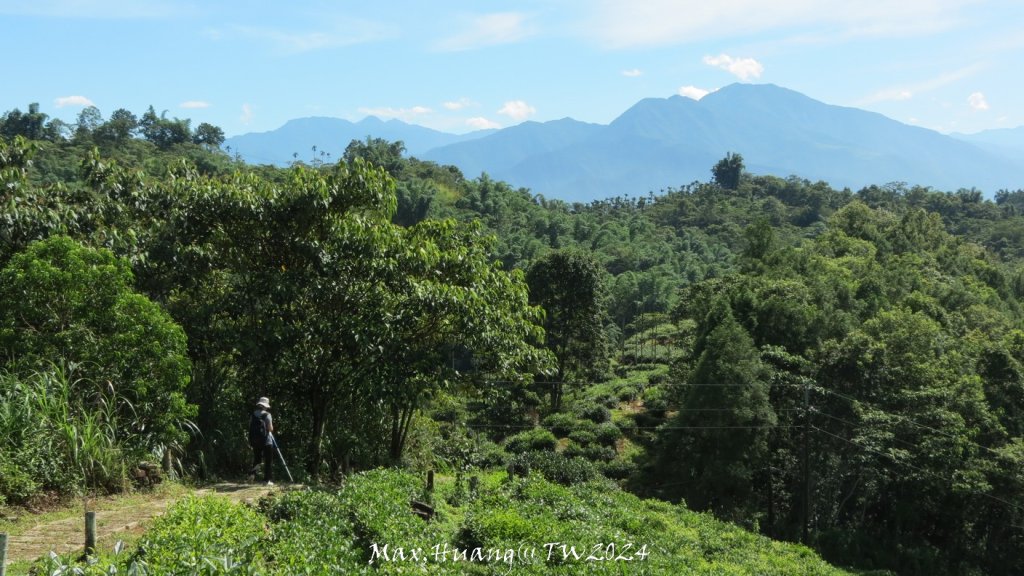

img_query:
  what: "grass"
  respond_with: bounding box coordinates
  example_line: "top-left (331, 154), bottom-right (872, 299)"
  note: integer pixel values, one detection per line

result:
top-left (0, 481), bottom-right (190, 576)
top-left (0, 481), bottom-right (189, 537)
top-left (34, 469), bottom-right (853, 575)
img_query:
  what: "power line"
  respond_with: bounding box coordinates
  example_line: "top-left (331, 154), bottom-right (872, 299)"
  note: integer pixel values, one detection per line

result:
top-left (812, 409), bottom-right (928, 455)
top-left (812, 425), bottom-right (1024, 516)
top-left (810, 385), bottom-right (1006, 458)
top-left (462, 423), bottom-right (801, 431)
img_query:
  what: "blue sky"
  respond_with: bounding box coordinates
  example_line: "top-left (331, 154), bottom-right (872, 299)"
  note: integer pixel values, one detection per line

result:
top-left (2, 0), bottom-right (1022, 137)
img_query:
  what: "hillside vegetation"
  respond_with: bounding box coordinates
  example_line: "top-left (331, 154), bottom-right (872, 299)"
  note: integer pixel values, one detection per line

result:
top-left (1, 105), bottom-right (1023, 575)
top-left (40, 469), bottom-right (852, 575)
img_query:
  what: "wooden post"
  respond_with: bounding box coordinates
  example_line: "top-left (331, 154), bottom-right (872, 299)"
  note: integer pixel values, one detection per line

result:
top-left (1, 532), bottom-right (8, 576)
top-left (469, 475), bottom-right (479, 494)
top-left (85, 511), bottom-right (97, 556)
top-left (426, 470), bottom-right (435, 492)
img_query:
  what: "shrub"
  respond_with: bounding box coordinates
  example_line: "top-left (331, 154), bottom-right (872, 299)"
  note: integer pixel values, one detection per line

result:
top-left (567, 429), bottom-right (597, 446)
top-left (565, 442), bottom-right (617, 463)
top-left (510, 451), bottom-right (599, 485)
top-left (541, 412), bottom-right (578, 437)
top-left (133, 496), bottom-right (265, 572)
top-left (647, 365), bottom-right (670, 386)
top-left (594, 422), bottom-right (623, 446)
top-left (612, 380), bottom-right (643, 402)
top-left (458, 508), bottom-right (535, 549)
top-left (643, 385), bottom-right (669, 415)
top-left (0, 454), bottom-right (39, 505)
top-left (578, 403), bottom-right (611, 424)
top-left (595, 393), bottom-right (619, 409)
top-left (472, 439), bottom-right (508, 469)
top-left (503, 428), bottom-right (558, 454)
top-left (602, 457), bottom-right (639, 480)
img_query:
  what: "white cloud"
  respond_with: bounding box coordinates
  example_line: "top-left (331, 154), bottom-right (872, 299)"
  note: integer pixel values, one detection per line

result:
top-left (865, 88), bottom-right (915, 103)
top-left (703, 54), bottom-right (764, 80)
top-left (357, 106), bottom-right (433, 122)
top-left (180, 101), bottom-right (211, 109)
top-left (858, 63), bottom-right (985, 105)
top-left (443, 98), bottom-right (478, 111)
top-left (967, 91), bottom-right (989, 111)
top-left (467, 117), bottom-right (502, 130)
top-left (582, 0), bottom-right (975, 48)
top-left (497, 100), bottom-right (536, 121)
top-left (621, 69), bottom-right (643, 77)
top-left (240, 103), bottom-right (253, 125)
top-left (54, 95), bottom-right (94, 108)
top-left (436, 12), bottom-right (535, 51)
top-left (678, 85), bottom-right (711, 100)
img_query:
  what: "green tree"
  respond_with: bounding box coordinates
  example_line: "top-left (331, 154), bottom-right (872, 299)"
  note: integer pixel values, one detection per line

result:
top-left (712, 152), bottom-right (744, 190)
top-left (74, 106), bottom-right (104, 142)
top-left (526, 250), bottom-right (608, 411)
top-left (658, 298), bottom-right (776, 523)
top-left (377, 219), bottom-right (549, 461)
top-left (192, 122), bottom-right (225, 148)
top-left (0, 103), bottom-right (49, 140)
top-left (343, 137), bottom-right (406, 176)
top-left (94, 108), bottom-right (138, 145)
top-left (0, 236), bottom-right (195, 449)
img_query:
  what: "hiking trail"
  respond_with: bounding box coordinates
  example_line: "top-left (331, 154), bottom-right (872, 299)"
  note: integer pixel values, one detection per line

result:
top-left (3, 482), bottom-right (276, 570)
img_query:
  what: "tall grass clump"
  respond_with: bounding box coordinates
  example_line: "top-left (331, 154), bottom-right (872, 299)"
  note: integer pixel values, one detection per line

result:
top-left (0, 364), bottom-right (141, 503)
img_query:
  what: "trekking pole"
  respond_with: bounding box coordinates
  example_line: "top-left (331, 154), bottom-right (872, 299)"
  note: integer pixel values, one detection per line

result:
top-left (269, 433), bottom-right (294, 483)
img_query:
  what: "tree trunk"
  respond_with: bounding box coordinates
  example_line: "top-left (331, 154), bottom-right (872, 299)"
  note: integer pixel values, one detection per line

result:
top-left (390, 400), bottom-right (416, 463)
top-left (307, 399), bottom-right (327, 478)
top-left (390, 402), bottom-right (402, 463)
top-left (550, 360), bottom-right (566, 412)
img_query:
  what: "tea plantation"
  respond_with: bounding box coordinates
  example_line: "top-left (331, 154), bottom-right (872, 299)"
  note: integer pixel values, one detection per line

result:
top-left (40, 469), bottom-right (853, 575)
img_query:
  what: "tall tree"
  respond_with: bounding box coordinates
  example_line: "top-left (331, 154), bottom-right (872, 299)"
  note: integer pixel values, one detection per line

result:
top-left (343, 137), bottom-right (406, 176)
top-left (658, 298), bottom-right (776, 522)
top-left (526, 250), bottom-right (607, 411)
top-left (712, 152), bottom-right (744, 190)
top-left (192, 122), bottom-right (225, 148)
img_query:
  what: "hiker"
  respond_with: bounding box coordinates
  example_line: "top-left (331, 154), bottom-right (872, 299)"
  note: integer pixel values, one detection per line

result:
top-left (248, 396), bottom-right (275, 485)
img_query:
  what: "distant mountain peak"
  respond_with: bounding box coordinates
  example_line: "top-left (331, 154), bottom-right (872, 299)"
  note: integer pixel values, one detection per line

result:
top-left (228, 83), bottom-right (1024, 200)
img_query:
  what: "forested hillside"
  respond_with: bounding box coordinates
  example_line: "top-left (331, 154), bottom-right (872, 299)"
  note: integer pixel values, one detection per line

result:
top-left (1, 105), bottom-right (1022, 575)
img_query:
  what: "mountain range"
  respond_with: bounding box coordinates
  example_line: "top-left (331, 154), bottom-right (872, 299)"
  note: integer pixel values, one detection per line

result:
top-left (225, 84), bottom-right (1024, 202)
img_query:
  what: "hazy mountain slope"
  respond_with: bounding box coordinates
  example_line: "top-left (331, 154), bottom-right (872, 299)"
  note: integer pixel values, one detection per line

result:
top-left (953, 126), bottom-right (1024, 161)
top-left (421, 117), bottom-right (604, 178)
top-left (224, 116), bottom-right (490, 165)
top-left (225, 84), bottom-right (1024, 200)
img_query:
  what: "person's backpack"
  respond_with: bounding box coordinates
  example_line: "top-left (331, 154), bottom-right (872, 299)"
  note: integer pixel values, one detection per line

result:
top-left (248, 411), bottom-right (268, 447)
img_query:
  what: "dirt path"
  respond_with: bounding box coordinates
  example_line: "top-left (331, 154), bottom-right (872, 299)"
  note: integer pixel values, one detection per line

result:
top-left (3, 482), bottom-right (276, 569)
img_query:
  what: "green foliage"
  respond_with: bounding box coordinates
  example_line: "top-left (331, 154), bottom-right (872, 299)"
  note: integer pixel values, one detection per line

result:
top-left (7, 114), bottom-right (1024, 576)
top-left (594, 422), bottom-right (623, 447)
top-left (0, 363), bottom-right (165, 500)
top-left (577, 403), bottom-right (612, 424)
top-left (541, 413), bottom-right (579, 437)
top-left (657, 300), bottom-right (776, 523)
top-left (134, 496), bottom-right (266, 572)
top-left (510, 451), bottom-right (601, 485)
top-left (712, 152), bottom-right (744, 190)
top-left (504, 428), bottom-right (558, 454)
top-left (29, 443), bottom-right (851, 575)
top-left (0, 236), bottom-right (194, 451)
top-left (527, 250), bottom-right (609, 410)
